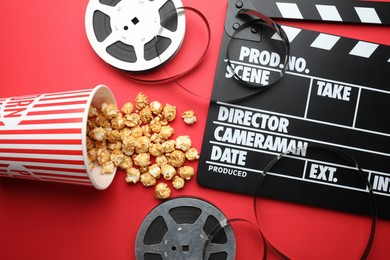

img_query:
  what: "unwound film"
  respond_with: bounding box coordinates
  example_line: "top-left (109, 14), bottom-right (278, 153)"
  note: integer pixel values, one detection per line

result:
top-left (253, 145), bottom-right (377, 259)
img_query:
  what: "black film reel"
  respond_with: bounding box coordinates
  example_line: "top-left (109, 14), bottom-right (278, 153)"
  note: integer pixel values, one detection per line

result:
top-left (135, 197), bottom-right (236, 260)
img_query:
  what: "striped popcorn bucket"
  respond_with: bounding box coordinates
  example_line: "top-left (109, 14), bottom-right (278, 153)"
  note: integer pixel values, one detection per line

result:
top-left (0, 85), bottom-right (117, 190)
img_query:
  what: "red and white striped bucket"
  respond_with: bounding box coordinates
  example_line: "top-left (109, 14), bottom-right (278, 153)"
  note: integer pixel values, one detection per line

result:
top-left (0, 85), bottom-right (117, 190)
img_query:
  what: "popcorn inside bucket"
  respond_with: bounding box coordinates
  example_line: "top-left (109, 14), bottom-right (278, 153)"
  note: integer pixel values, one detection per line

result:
top-left (83, 85), bottom-right (117, 189)
top-left (0, 85), bottom-right (116, 190)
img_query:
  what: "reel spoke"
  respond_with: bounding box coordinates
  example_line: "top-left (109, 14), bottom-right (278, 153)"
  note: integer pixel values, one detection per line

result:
top-left (158, 27), bottom-right (175, 41)
top-left (89, 0), bottom-right (116, 17)
top-left (133, 42), bottom-right (146, 63)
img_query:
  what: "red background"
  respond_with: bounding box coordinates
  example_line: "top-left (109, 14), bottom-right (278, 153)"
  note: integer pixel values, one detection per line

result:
top-left (1, 0), bottom-right (390, 259)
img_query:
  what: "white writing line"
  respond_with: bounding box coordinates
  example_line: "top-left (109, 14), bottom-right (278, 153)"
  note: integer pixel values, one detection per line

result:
top-left (206, 161), bottom-right (387, 196)
top-left (213, 120), bottom-right (390, 158)
top-left (227, 60), bottom-right (390, 95)
top-left (217, 102), bottom-right (390, 138)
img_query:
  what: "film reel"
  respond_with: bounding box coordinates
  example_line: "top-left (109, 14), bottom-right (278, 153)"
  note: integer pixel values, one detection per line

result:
top-left (135, 197), bottom-right (236, 260)
top-left (85, 0), bottom-right (186, 72)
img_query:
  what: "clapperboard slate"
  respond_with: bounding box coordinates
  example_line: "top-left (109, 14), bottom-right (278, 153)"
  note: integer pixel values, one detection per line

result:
top-left (197, 0), bottom-right (390, 219)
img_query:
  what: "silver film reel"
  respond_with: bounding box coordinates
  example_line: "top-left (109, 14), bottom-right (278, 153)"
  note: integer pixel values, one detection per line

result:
top-left (85, 0), bottom-right (186, 72)
top-left (135, 197), bottom-right (236, 260)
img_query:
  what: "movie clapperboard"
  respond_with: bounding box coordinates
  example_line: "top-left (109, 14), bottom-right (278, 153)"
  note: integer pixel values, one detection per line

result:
top-left (197, 0), bottom-right (390, 219)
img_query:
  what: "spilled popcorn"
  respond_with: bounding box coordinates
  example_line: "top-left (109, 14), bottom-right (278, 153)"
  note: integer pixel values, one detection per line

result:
top-left (86, 92), bottom-right (199, 199)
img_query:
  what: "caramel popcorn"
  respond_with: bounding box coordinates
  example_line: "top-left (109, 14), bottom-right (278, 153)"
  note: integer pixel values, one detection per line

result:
top-left (148, 164), bottom-right (161, 179)
top-left (135, 92), bottom-right (149, 110)
top-left (159, 125), bottom-right (174, 139)
top-left (140, 172), bottom-right (156, 187)
top-left (135, 136), bottom-right (150, 154)
top-left (175, 135), bottom-right (192, 152)
top-left (151, 133), bottom-right (165, 144)
top-left (161, 140), bottom-right (175, 153)
top-left (167, 150), bottom-right (185, 168)
top-left (139, 107), bottom-right (153, 124)
top-left (111, 114), bottom-right (125, 130)
top-left (120, 128), bottom-right (132, 141)
top-left (139, 166), bottom-right (148, 174)
top-left (88, 158), bottom-right (95, 171)
top-left (95, 114), bottom-right (110, 128)
top-left (86, 92), bottom-right (200, 199)
top-left (102, 103), bottom-right (119, 119)
top-left (86, 136), bottom-right (94, 150)
top-left (125, 167), bottom-right (140, 183)
top-left (162, 103), bottom-right (176, 121)
top-left (125, 113), bottom-right (141, 128)
top-left (182, 110), bottom-right (197, 125)
top-left (161, 164), bottom-right (176, 180)
top-left (121, 102), bottom-right (134, 115)
top-left (150, 101), bottom-right (163, 115)
top-left (133, 152), bottom-right (151, 167)
top-left (107, 129), bottom-right (121, 143)
top-left (88, 105), bottom-right (99, 117)
top-left (155, 155), bottom-right (168, 167)
top-left (185, 147), bottom-right (200, 161)
top-left (97, 148), bottom-right (111, 165)
top-left (87, 119), bottom-right (97, 130)
top-left (131, 125), bottom-right (143, 139)
top-left (122, 136), bottom-right (136, 156)
top-left (111, 149), bottom-right (124, 167)
top-left (172, 175), bottom-right (185, 190)
top-left (149, 116), bottom-right (162, 133)
top-left (94, 140), bottom-right (106, 150)
top-left (90, 127), bottom-right (106, 141)
top-left (178, 166), bottom-right (195, 180)
top-left (120, 155), bottom-right (133, 170)
top-left (149, 143), bottom-right (163, 157)
top-left (101, 161), bottom-right (115, 174)
top-left (141, 125), bottom-right (151, 137)
top-left (154, 182), bottom-right (171, 200)
top-left (88, 147), bottom-right (98, 161)
top-left (108, 141), bottom-right (121, 151)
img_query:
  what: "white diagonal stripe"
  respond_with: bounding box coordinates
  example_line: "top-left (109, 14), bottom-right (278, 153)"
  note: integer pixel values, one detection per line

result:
top-left (315, 5), bottom-right (342, 21)
top-left (355, 7), bottom-right (381, 24)
top-left (349, 41), bottom-right (379, 58)
top-left (310, 33), bottom-right (340, 50)
top-left (271, 26), bottom-right (301, 42)
top-left (276, 2), bottom-right (303, 19)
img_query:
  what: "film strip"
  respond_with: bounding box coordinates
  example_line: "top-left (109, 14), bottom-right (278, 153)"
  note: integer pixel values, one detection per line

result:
top-left (254, 145), bottom-right (377, 259)
top-left (247, 0), bottom-right (390, 25)
top-left (197, 0), bottom-right (390, 220)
